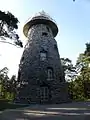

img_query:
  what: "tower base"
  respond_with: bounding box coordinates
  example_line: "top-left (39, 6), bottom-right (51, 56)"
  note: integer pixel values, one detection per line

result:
top-left (15, 82), bottom-right (70, 104)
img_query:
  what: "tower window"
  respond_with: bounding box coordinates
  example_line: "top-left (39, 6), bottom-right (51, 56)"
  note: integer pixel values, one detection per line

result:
top-left (21, 57), bottom-right (24, 61)
top-left (47, 67), bottom-right (53, 80)
top-left (40, 52), bottom-right (47, 61)
top-left (42, 32), bottom-right (48, 36)
top-left (18, 71), bottom-right (21, 81)
top-left (21, 56), bottom-right (24, 64)
top-left (46, 26), bottom-right (50, 32)
top-left (54, 44), bottom-right (58, 51)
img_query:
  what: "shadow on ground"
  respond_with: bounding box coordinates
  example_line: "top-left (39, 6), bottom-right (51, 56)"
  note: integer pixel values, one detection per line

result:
top-left (0, 102), bottom-right (90, 120)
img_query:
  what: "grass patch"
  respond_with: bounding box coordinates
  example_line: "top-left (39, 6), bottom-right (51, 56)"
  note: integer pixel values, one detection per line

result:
top-left (0, 99), bottom-right (29, 111)
top-left (85, 99), bottom-right (90, 101)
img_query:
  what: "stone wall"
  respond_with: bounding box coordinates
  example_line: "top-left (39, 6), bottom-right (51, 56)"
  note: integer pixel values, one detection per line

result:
top-left (16, 23), bottom-right (69, 104)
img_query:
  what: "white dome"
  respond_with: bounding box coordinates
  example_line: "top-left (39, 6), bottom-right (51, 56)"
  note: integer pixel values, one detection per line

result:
top-left (26, 11), bottom-right (56, 25)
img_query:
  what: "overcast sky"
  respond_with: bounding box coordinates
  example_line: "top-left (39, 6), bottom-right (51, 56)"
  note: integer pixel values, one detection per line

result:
top-left (0, 0), bottom-right (90, 77)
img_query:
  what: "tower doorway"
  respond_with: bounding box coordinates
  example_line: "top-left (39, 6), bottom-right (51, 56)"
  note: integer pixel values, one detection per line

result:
top-left (39, 86), bottom-right (50, 103)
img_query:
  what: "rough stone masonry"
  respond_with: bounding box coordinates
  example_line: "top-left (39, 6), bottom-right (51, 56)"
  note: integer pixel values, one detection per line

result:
top-left (16, 11), bottom-right (69, 104)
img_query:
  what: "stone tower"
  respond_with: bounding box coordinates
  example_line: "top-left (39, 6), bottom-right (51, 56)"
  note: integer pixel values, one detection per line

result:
top-left (16, 11), bottom-right (69, 104)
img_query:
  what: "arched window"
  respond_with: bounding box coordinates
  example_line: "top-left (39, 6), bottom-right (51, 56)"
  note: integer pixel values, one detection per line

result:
top-left (47, 67), bottom-right (53, 80)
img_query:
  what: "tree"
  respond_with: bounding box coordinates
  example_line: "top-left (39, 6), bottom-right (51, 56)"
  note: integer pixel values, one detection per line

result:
top-left (6, 75), bottom-right (17, 99)
top-left (61, 58), bottom-right (77, 82)
top-left (76, 43), bottom-right (90, 70)
top-left (61, 57), bottom-right (79, 100)
top-left (0, 67), bottom-right (18, 100)
top-left (0, 67), bottom-right (9, 99)
top-left (0, 10), bottom-right (23, 47)
top-left (68, 43), bottom-right (90, 101)
top-left (84, 42), bottom-right (90, 56)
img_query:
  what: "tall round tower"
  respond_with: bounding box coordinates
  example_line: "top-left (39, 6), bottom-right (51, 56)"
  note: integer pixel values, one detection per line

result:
top-left (17, 11), bottom-right (69, 104)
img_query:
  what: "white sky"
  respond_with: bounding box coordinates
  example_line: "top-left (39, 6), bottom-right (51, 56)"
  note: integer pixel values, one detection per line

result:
top-left (0, 0), bottom-right (26, 77)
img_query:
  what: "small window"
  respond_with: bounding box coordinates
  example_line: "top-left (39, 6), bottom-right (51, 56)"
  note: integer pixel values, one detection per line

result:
top-left (47, 68), bottom-right (53, 80)
top-left (20, 56), bottom-right (24, 64)
top-left (46, 26), bottom-right (50, 32)
top-left (18, 71), bottom-right (21, 81)
top-left (42, 32), bottom-right (48, 36)
top-left (54, 44), bottom-right (58, 50)
top-left (21, 56), bottom-right (24, 61)
top-left (40, 52), bottom-right (47, 61)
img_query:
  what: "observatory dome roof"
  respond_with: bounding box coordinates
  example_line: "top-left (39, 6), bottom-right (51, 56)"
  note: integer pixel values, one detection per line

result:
top-left (26, 11), bottom-right (57, 24)
top-left (23, 11), bottom-right (58, 37)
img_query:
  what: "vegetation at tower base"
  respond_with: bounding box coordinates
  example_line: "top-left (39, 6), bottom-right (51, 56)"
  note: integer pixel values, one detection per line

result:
top-left (62, 43), bottom-right (90, 101)
top-left (61, 58), bottom-right (77, 82)
top-left (0, 10), bottom-right (23, 47)
top-left (0, 67), bottom-right (18, 101)
top-left (0, 67), bottom-right (29, 110)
